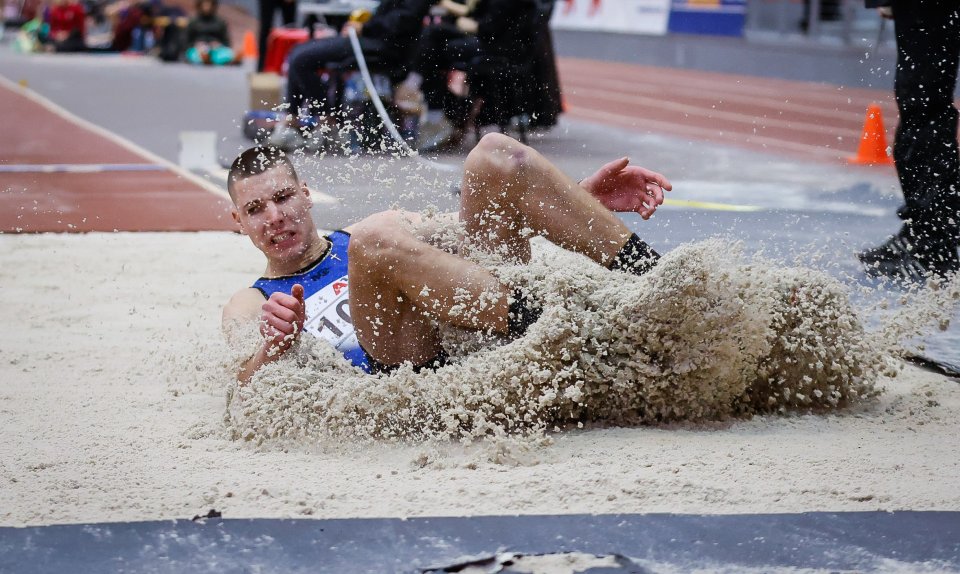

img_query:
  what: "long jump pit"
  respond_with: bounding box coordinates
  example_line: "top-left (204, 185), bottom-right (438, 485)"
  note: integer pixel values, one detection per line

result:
top-left (1, 76), bottom-right (960, 573)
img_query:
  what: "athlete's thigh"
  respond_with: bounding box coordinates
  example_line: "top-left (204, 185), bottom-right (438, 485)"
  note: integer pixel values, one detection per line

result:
top-left (347, 215), bottom-right (445, 367)
top-left (350, 276), bottom-right (442, 366)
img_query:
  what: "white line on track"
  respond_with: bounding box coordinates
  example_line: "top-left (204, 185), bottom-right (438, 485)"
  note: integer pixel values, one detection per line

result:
top-left (0, 73), bottom-right (230, 201)
top-left (664, 198), bottom-right (762, 212)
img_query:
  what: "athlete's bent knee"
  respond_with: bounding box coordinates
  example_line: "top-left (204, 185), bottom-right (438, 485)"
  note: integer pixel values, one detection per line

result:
top-left (467, 133), bottom-right (531, 182)
top-left (348, 211), bottom-right (417, 267)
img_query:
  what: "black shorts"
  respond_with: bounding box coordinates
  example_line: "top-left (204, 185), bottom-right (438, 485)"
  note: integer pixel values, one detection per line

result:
top-left (360, 344), bottom-right (449, 375)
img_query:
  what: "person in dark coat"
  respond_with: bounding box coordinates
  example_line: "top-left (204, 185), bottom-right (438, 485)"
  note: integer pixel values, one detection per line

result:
top-left (398, 0), bottom-right (554, 150)
top-left (857, 0), bottom-right (960, 280)
top-left (528, 0), bottom-right (562, 129)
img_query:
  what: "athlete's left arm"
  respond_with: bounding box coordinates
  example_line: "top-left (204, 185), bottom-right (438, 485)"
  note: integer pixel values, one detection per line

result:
top-left (579, 158), bottom-right (671, 220)
top-left (222, 286), bottom-right (305, 385)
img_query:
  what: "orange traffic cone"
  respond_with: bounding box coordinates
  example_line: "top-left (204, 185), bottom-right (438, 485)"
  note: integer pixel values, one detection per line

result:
top-left (242, 30), bottom-right (258, 61)
top-left (849, 103), bottom-right (894, 165)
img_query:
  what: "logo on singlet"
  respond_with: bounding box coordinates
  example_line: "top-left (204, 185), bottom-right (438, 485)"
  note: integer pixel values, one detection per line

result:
top-left (302, 275), bottom-right (359, 352)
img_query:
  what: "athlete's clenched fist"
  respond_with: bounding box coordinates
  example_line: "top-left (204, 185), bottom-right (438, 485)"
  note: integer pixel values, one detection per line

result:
top-left (259, 283), bottom-right (305, 356)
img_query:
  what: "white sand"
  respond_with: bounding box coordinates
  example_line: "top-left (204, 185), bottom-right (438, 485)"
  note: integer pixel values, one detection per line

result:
top-left (1, 232), bottom-right (959, 527)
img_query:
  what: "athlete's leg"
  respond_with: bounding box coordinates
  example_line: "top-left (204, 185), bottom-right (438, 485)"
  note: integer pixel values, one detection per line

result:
top-left (350, 134), bottom-right (647, 367)
top-left (459, 132), bottom-right (633, 265)
top-left (348, 211), bottom-right (509, 367)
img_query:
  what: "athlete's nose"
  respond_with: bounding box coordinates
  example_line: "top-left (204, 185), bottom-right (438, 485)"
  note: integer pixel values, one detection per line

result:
top-left (263, 200), bottom-right (284, 223)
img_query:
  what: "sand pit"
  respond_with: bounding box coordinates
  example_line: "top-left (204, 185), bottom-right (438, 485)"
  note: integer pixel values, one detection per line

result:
top-left (1, 232), bottom-right (959, 527)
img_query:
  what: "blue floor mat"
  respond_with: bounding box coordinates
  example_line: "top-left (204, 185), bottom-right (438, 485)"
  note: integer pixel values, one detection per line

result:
top-left (2, 511), bottom-right (958, 573)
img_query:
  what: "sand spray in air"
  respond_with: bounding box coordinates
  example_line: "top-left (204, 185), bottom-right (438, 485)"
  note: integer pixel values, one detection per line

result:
top-left (220, 221), bottom-right (960, 447)
top-left (225, 114), bottom-right (960, 449)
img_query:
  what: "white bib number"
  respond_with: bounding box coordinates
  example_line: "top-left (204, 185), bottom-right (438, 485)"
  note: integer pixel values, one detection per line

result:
top-left (302, 275), bottom-right (359, 352)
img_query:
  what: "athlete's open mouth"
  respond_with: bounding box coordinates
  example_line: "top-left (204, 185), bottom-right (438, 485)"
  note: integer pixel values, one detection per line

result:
top-left (270, 231), bottom-right (294, 244)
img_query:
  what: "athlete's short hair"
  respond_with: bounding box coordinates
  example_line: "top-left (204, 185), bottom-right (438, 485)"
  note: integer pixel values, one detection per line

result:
top-left (227, 145), bottom-right (299, 202)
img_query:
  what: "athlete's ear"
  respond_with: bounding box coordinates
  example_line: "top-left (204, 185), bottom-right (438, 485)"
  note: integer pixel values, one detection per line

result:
top-left (230, 207), bottom-right (246, 234)
top-left (301, 182), bottom-right (310, 198)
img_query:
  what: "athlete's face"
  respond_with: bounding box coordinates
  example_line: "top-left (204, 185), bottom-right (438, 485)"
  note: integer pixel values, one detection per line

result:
top-left (231, 165), bottom-right (318, 267)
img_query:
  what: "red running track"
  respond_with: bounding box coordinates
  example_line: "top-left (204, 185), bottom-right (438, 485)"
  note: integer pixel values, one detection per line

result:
top-left (0, 79), bottom-right (234, 233)
top-left (558, 57), bottom-right (906, 162)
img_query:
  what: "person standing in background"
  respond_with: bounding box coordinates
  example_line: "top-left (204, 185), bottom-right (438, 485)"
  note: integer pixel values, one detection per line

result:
top-left (858, 0), bottom-right (960, 280)
top-left (257, 0), bottom-right (296, 71)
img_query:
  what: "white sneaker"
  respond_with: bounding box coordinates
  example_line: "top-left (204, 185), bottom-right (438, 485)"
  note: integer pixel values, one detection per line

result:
top-left (418, 115), bottom-right (462, 152)
top-left (393, 83), bottom-right (424, 116)
top-left (268, 125), bottom-right (307, 151)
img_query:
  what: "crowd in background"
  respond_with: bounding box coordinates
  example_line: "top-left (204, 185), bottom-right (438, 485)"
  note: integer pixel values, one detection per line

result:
top-left (3, 0), bottom-right (238, 64)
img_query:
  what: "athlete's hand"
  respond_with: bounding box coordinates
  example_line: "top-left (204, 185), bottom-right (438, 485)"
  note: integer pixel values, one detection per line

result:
top-left (580, 158), bottom-right (671, 220)
top-left (259, 284), bottom-right (305, 358)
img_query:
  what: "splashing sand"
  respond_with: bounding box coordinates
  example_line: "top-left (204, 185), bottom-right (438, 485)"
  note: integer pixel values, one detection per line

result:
top-left (226, 232), bottom-right (958, 446)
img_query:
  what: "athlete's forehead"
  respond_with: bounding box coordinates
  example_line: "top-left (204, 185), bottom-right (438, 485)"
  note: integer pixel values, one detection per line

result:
top-left (232, 164), bottom-right (300, 206)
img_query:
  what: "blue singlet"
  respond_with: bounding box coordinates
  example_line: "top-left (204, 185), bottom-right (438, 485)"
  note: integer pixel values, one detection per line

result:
top-left (252, 230), bottom-right (371, 373)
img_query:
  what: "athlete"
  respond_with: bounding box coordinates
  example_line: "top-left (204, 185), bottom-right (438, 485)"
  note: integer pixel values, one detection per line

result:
top-left (223, 133), bottom-right (670, 383)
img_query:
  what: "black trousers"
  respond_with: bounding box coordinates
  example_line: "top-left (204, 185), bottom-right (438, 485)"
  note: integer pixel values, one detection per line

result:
top-left (53, 30), bottom-right (87, 53)
top-left (891, 0), bottom-right (960, 245)
top-left (285, 36), bottom-right (389, 117)
top-left (412, 23), bottom-right (481, 124)
top-left (257, 0), bottom-right (297, 72)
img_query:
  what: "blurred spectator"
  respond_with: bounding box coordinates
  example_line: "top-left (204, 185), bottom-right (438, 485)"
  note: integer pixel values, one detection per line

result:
top-left (270, 0), bottom-right (434, 149)
top-left (256, 0), bottom-right (296, 72)
top-left (43, 0), bottom-right (87, 52)
top-left (184, 0), bottom-right (236, 64)
top-left (107, 0), bottom-right (153, 51)
top-left (154, 10), bottom-right (190, 61)
top-left (528, 0), bottom-right (562, 130)
top-left (394, 0), bottom-right (482, 149)
top-left (799, 0), bottom-right (840, 33)
top-left (398, 0), bottom-right (545, 150)
top-left (4, 0), bottom-right (43, 26)
top-left (12, 17), bottom-right (44, 52)
top-left (857, 1), bottom-right (960, 280)
top-left (81, 0), bottom-right (110, 29)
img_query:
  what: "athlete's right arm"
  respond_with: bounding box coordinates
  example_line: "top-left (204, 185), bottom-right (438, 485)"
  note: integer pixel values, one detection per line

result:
top-left (222, 284), bottom-right (305, 385)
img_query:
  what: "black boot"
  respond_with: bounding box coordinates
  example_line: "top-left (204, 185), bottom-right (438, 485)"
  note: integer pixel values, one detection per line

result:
top-left (859, 228), bottom-right (959, 281)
